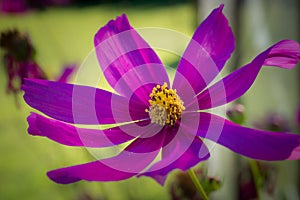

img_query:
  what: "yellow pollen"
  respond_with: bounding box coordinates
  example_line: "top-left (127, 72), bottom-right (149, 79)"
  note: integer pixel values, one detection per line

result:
top-left (145, 82), bottom-right (185, 126)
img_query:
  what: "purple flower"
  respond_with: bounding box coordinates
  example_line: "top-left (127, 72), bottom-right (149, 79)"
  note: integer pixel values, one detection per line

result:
top-left (0, 0), bottom-right (28, 13)
top-left (22, 5), bottom-right (300, 185)
top-left (238, 161), bottom-right (277, 199)
top-left (1, 29), bottom-right (46, 95)
top-left (0, 0), bottom-right (72, 13)
top-left (1, 29), bottom-right (76, 96)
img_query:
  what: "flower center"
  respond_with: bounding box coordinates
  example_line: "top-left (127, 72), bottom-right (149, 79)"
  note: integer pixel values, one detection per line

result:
top-left (145, 82), bottom-right (185, 126)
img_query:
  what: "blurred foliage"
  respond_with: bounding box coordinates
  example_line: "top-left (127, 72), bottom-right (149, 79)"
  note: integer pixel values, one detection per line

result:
top-left (170, 169), bottom-right (221, 200)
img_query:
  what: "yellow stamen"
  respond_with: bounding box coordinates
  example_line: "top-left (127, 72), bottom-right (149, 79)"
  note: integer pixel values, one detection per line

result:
top-left (146, 82), bottom-right (185, 126)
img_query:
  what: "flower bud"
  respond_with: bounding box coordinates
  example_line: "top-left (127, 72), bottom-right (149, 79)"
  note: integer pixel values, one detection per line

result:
top-left (226, 103), bottom-right (245, 125)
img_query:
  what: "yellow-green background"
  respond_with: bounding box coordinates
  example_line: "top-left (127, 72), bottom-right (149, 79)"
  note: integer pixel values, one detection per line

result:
top-left (0, 1), bottom-right (299, 199)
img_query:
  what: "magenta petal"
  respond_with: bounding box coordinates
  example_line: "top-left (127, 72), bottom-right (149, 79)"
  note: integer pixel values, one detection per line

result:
top-left (125, 125), bottom-right (167, 153)
top-left (47, 160), bottom-right (137, 184)
top-left (47, 127), bottom-right (165, 184)
top-left (195, 112), bottom-right (300, 161)
top-left (173, 4), bottom-right (234, 97)
top-left (139, 114), bottom-right (210, 185)
top-left (139, 133), bottom-right (209, 185)
top-left (193, 40), bottom-right (300, 110)
top-left (263, 40), bottom-right (300, 69)
top-left (22, 79), bottom-right (148, 124)
top-left (94, 14), bottom-right (169, 100)
top-left (27, 112), bottom-right (153, 147)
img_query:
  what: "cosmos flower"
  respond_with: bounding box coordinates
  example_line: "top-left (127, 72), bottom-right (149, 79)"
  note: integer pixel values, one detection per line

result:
top-left (22, 5), bottom-right (300, 185)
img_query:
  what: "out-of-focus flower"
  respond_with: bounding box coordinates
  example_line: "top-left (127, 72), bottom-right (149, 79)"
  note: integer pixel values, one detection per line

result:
top-left (0, 0), bottom-right (27, 13)
top-left (238, 161), bottom-right (277, 200)
top-left (0, 29), bottom-right (35, 61)
top-left (22, 5), bottom-right (300, 185)
top-left (226, 103), bottom-right (245, 125)
top-left (238, 164), bottom-right (257, 200)
top-left (170, 170), bottom-right (220, 200)
top-left (253, 113), bottom-right (290, 132)
top-left (0, 29), bottom-right (46, 95)
top-left (0, 0), bottom-right (73, 13)
top-left (0, 29), bottom-right (76, 98)
top-left (240, 112), bottom-right (288, 200)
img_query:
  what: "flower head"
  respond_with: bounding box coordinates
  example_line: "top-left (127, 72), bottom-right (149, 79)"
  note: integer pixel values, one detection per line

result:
top-left (22, 5), bottom-right (300, 185)
top-left (146, 82), bottom-right (185, 126)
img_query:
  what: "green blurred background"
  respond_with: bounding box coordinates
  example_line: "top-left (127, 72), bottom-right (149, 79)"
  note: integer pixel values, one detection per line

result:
top-left (0, 0), bottom-right (299, 199)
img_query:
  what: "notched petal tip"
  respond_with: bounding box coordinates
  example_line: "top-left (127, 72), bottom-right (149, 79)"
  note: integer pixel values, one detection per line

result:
top-left (217, 3), bottom-right (224, 11)
top-left (94, 13), bottom-right (131, 47)
top-left (264, 40), bottom-right (300, 69)
top-left (111, 13), bottom-right (129, 25)
top-left (27, 112), bottom-right (41, 136)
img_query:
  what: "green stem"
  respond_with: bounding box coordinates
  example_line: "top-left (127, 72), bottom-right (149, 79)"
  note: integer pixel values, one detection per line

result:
top-left (249, 160), bottom-right (261, 200)
top-left (188, 169), bottom-right (209, 200)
